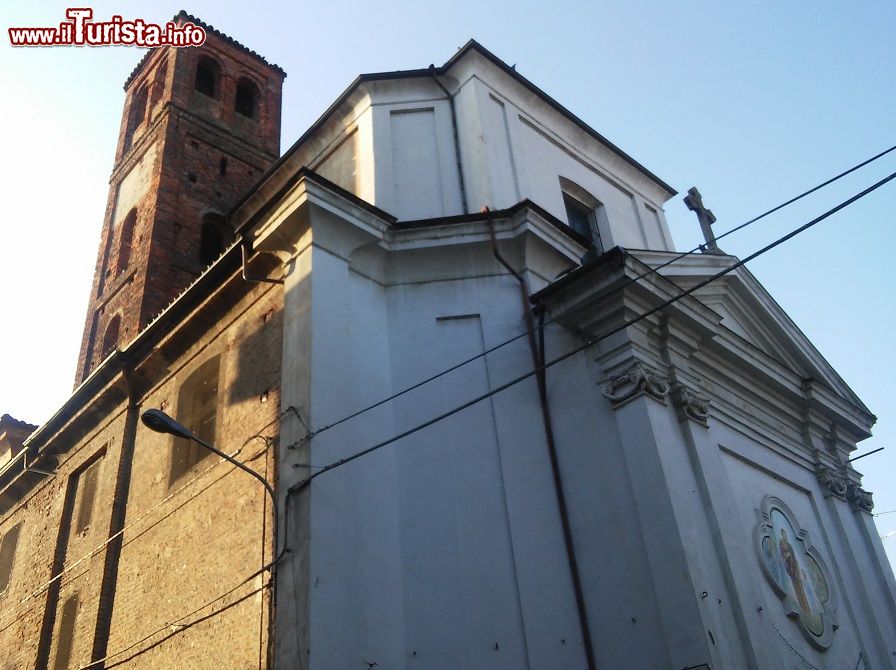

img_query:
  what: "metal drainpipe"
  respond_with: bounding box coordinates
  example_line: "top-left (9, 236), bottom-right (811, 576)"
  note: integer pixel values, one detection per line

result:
top-left (487, 219), bottom-right (597, 670)
top-left (429, 66), bottom-right (468, 214)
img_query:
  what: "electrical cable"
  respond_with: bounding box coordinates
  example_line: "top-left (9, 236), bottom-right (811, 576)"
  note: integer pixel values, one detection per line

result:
top-left (282, 144), bottom-right (896, 450)
top-left (0, 448), bottom-right (263, 637)
top-left (81, 574), bottom-right (267, 668)
top-left (0, 409), bottom-right (290, 636)
top-left (288, 170), bottom-right (896, 494)
top-left (4, 153), bottom-right (893, 661)
top-left (29, 169), bottom-right (894, 670)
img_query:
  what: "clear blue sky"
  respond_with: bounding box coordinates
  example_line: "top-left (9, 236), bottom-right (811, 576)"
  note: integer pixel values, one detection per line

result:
top-left (2, 2), bottom-right (894, 565)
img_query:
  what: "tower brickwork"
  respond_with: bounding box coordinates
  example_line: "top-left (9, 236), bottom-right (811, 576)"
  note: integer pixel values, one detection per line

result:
top-left (74, 12), bottom-right (285, 386)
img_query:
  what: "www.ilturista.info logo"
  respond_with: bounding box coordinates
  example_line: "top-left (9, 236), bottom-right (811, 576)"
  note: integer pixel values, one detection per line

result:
top-left (8, 9), bottom-right (206, 47)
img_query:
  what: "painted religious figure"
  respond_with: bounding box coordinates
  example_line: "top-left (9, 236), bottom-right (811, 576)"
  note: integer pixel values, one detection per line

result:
top-left (755, 497), bottom-right (836, 648)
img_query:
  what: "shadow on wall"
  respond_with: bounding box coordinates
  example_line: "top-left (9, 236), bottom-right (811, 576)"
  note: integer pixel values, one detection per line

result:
top-left (229, 305), bottom-right (284, 406)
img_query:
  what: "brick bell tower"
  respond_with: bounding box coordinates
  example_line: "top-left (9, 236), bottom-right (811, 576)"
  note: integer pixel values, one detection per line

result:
top-left (74, 12), bottom-right (285, 386)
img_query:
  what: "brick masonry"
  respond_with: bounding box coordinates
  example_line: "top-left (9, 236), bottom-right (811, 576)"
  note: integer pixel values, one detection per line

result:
top-left (0, 15), bottom-right (287, 669)
top-left (74, 18), bottom-right (285, 387)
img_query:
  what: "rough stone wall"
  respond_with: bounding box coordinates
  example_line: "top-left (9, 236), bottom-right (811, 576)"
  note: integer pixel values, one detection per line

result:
top-left (0, 406), bottom-right (129, 669)
top-left (105, 278), bottom-right (283, 669)
top-left (0, 269), bottom-right (283, 669)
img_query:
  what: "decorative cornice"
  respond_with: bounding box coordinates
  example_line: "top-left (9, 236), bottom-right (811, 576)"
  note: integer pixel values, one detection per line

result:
top-left (814, 465), bottom-right (847, 500)
top-left (602, 362), bottom-right (669, 406)
top-left (846, 484), bottom-right (874, 514)
top-left (672, 385), bottom-right (711, 425)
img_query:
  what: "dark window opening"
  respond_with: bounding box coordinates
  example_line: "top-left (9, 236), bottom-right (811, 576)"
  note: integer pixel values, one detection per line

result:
top-left (123, 85), bottom-right (148, 151)
top-left (170, 356), bottom-right (220, 483)
top-left (200, 213), bottom-right (232, 266)
top-left (194, 57), bottom-right (220, 98)
top-left (563, 193), bottom-right (594, 239)
top-left (561, 187), bottom-right (604, 256)
top-left (0, 523), bottom-right (22, 593)
top-left (52, 594), bottom-right (79, 670)
top-left (235, 79), bottom-right (258, 118)
top-left (219, 157), bottom-right (228, 176)
top-left (100, 315), bottom-right (120, 359)
top-left (116, 208), bottom-right (137, 274)
top-left (187, 173), bottom-right (197, 183)
top-left (148, 56), bottom-right (168, 111)
top-left (74, 460), bottom-right (101, 534)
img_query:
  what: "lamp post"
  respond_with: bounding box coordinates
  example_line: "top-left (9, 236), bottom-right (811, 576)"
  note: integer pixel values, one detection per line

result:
top-left (140, 408), bottom-right (280, 561)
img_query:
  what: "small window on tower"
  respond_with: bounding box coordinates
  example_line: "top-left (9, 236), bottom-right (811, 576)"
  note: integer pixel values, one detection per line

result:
top-left (194, 56), bottom-right (220, 98)
top-left (101, 315), bottom-right (121, 359)
top-left (200, 213), bottom-right (232, 266)
top-left (123, 85), bottom-right (149, 151)
top-left (170, 356), bottom-right (220, 484)
top-left (116, 208), bottom-right (137, 274)
top-left (235, 78), bottom-right (258, 119)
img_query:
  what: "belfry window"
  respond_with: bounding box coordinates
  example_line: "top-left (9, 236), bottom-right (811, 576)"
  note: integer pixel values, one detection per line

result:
top-left (0, 523), bottom-right (22, 594)
top-left (100, 315), bottom-right (120, 359)
top-left (235, 79), bottom-right (258, 118)
top-left (123, 85), bottom-right (148, 151)
top-left (194, 56), bottom-right (220, 98)
top-left (170, 356), bottom-right (220, 483)
top-left (116, 208), bottom-right (137, 274)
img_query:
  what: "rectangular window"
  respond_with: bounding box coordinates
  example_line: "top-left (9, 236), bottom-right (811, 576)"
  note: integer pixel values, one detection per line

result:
top-left (562, 192), bottom-right (604, 254)
top-left (53, 593), bottom-right (79, 670)
top-left (559, 177), bottom-right (607, 257)
top-left (170, 356), bottom-right (220, 483)
top-left (0, 523), bottom-right (22, 593)
top-left (563, 193), bottom-right (595, 240)
top-left (74, 459), bottom-right (101, 534)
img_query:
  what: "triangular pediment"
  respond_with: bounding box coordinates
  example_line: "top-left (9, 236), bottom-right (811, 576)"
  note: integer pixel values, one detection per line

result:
top-left (685, 263), bottom-right (869, 415)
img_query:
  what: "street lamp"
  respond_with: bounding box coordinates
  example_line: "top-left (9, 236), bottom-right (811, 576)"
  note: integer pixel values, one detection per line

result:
top-left (140, 408), bottom-right (280, 560)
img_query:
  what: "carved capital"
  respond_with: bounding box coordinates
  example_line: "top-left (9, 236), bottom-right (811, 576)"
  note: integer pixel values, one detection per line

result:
top-left (814, 465), bottom-right (847, 499)
top-left (846, 484), bottom-right (874, 513)
top-left (672, 385), bottom-right (711, 425)
top-left (602, 362), bottom-right (669, 406)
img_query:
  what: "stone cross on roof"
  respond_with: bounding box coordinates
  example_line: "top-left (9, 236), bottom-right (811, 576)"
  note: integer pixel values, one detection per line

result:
top-left (684, 187), bottom-right (723, 254)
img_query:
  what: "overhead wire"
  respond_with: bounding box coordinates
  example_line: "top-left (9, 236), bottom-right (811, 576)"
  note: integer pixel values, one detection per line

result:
top-left (42, 166), bottom-right (896, 670)
top-left (0, 407), bottom-right (290, 636)
top-left (282, 144), bottom-right (896, 451)
top-left (288, 170), bottom-right (896, 493)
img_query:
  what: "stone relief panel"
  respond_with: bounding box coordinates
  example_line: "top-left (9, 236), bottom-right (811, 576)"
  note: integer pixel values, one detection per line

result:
top-left (671, 384), bottom-right (711, 425)
top-left (601, 362), bottom-right (669, 406)
top-left (814, 465), bottom-right (848, 500)
top-left (846, 484), bottom-right (874, 514)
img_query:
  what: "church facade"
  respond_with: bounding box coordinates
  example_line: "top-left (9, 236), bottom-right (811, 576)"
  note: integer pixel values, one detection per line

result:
top-left (1, 13), bottom-right (893, 670)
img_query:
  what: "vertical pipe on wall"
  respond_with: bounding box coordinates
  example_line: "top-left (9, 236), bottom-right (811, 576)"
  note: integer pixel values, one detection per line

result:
top-left (487, 219), bottom-right (598, 669)
top-left (429, 66), bottom-right (469, 215)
